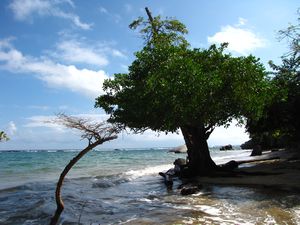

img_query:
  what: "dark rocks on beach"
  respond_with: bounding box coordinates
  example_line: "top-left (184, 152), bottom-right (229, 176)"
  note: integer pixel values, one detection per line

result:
top-left (250, 145), bottom-right (262, 156)
top-left (159, 172), bottom-right (173, 188)
top-left (219, 160), bottom-right (239, 171)
top-left (169, 145), bottom-right (187, 153)
top-left (220, 144), bottom-right (233, 151)
top-left (180, 184), bottom-right (202, 195)
top-left (173, 158), bottom-right (186, 173)
top-left (241, 139), bottom-right (255, 149)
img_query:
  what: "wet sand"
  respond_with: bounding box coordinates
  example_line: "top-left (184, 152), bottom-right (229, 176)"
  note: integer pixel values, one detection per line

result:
top-left (196, 149), bottom-right (300, 192)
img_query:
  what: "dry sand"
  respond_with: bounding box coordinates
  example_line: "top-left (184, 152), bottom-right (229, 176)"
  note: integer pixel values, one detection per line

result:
top-left (196, 149), bottom-right (300, 192)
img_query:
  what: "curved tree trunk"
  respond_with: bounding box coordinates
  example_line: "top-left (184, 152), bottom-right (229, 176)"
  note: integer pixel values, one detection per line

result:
top-left (181, 125), bottom-right (217, 176)
top-left (49, 137), bottom-right (115, 225)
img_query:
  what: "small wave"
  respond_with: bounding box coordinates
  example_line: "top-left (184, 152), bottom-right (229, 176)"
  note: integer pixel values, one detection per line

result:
top-left (92, 175), bottom-right (129, 188)
top-left (124, 164), bottom-right (173, 179)
top-left (91, 164), bottom-right (174, 188)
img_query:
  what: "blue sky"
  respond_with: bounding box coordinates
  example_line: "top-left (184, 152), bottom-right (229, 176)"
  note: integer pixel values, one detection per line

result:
top-left (0, 0), bottom-right (298, 150)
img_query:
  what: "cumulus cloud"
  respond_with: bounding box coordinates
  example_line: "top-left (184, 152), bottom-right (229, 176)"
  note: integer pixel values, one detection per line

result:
top-left (0, 39), bottom-right (109, 98)
top-left (208, 18), bottom-right (267, 55)
top-left (9, 0), bottom-right (92, 30)
top-left (47, 37), bottom-right (127, 67)
top-left (54, 40), bottom-right (108, 66)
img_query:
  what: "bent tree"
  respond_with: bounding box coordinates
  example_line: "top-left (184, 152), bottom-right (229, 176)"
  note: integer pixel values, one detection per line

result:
top-left (95, 8), bottom-right (273, 175)
top-left (49, 113), bottom-right (117, 225)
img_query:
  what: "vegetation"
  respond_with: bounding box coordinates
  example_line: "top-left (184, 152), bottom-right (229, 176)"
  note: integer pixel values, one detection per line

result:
top-left (0, 131), bottom-right (9, 142)
top-left (49, 113), bottom-right (117, 225)
top-left (245, 10), bottom-right (300, 149)
top-left (96, 8), bottom-right (273, 175)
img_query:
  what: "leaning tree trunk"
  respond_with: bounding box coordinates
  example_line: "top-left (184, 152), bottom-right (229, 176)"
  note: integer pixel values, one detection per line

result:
top-left (49, 137), bottom-right (115, 225)
top-left (181, 125), bottom-right (217, 176)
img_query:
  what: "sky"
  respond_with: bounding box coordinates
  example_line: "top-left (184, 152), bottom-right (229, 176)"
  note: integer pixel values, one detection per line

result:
top-left (0, 0), bottom-right (298, 150)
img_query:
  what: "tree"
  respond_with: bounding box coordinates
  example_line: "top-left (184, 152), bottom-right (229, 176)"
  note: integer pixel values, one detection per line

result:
top-left (246, 10), bottom-right (300, 148)
top-left (0, 131), bottom-right (9, 142)
top-left (95, 8), bottom-right (272, 175)
top-left (49, 113), bottom-right (117, 225)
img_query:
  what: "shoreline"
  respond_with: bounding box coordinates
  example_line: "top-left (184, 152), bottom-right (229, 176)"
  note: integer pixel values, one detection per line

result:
top-left (194, 149), bottom-right (300, 192)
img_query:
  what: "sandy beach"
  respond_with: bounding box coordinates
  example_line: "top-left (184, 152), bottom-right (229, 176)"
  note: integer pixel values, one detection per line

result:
top-left (195, 149), bottom-right (300, 192)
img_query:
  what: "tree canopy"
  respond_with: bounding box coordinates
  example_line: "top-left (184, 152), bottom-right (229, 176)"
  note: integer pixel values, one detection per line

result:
top-left (246, 10), bottom-right (300, 148)
top-left (95, 8), bottom-right (273, 174)
top-left (96, 11), bottom-right (272, 136)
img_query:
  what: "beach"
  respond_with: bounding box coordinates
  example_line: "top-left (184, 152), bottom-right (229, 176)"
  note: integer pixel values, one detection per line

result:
top-left (196, 149), bottom-right (300, 192)
top-left (0, 148), bottom-right (299, 224)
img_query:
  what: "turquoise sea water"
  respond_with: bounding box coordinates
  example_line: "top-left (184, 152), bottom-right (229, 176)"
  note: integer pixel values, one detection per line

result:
top-left (0, 148), bottom-right (299, 224)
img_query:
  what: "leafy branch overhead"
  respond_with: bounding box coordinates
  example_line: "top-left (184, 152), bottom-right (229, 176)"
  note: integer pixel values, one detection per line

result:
top-left (129, 7), bottom-right (188, 47)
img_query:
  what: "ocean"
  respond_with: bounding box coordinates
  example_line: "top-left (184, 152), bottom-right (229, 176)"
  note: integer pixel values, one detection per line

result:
top-left (0, 148), bottom-right (299, 224)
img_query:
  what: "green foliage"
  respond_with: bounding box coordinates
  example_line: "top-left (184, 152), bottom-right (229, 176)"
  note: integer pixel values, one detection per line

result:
top-left (129, 9), bottom-right (188, 47)
top-left (0, 131), bottom-right (9, 142)
top-left (96, 12), bottom-right (272, 136)
top-left (246, 10), bottom-right (300, 148)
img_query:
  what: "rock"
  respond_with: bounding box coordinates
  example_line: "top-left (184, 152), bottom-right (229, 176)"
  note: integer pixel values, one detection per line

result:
top-left (159, 172), bottom-right (173, 187)
top-left (241, 139), bottom-right (254, 149)
top-left (220, 160), bottom-right (239, 171)
top-left (169, 145), bottom-right (187, 153)
top-left (220, 144), bottom-right (233, 151)
top-left (250, 145), bottom-right (262, 156)
top-left (180, 185), bottom-right (202, 195)
top-left (173, 158), bottom-right (187, 176)
top-left (174, 158), bottom-right (186, 167)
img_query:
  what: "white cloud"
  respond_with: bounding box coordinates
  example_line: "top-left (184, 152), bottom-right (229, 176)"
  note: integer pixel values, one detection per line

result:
top-left (47, 37), bottom-right (126, 67)
top-left (24, 113), bottom-right (109, 129)
top-left (99, 6), bottom-right (108, 14)
top-left (9, 0), bottom-right (92, 30)
top-left (208, 122), bottom-right (249, 146)
top-left (55, 40), bottom-right (109, 66)
top-left (7, 121), bottom-right (17, 135)
top-left (111, 49), bottom-right (126, 58)
top-left (25, 115), bottom-right (63, 129)
top-left (0, 39), bottom-right (109, 98)
top-left (208, 18), bottom-right (267, 55)
top-left (236, 17), bottom-right (247, 26)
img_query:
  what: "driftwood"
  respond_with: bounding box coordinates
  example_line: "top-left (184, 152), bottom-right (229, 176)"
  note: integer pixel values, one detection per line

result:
top-left (48, 113), bottom-right (117, 225)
